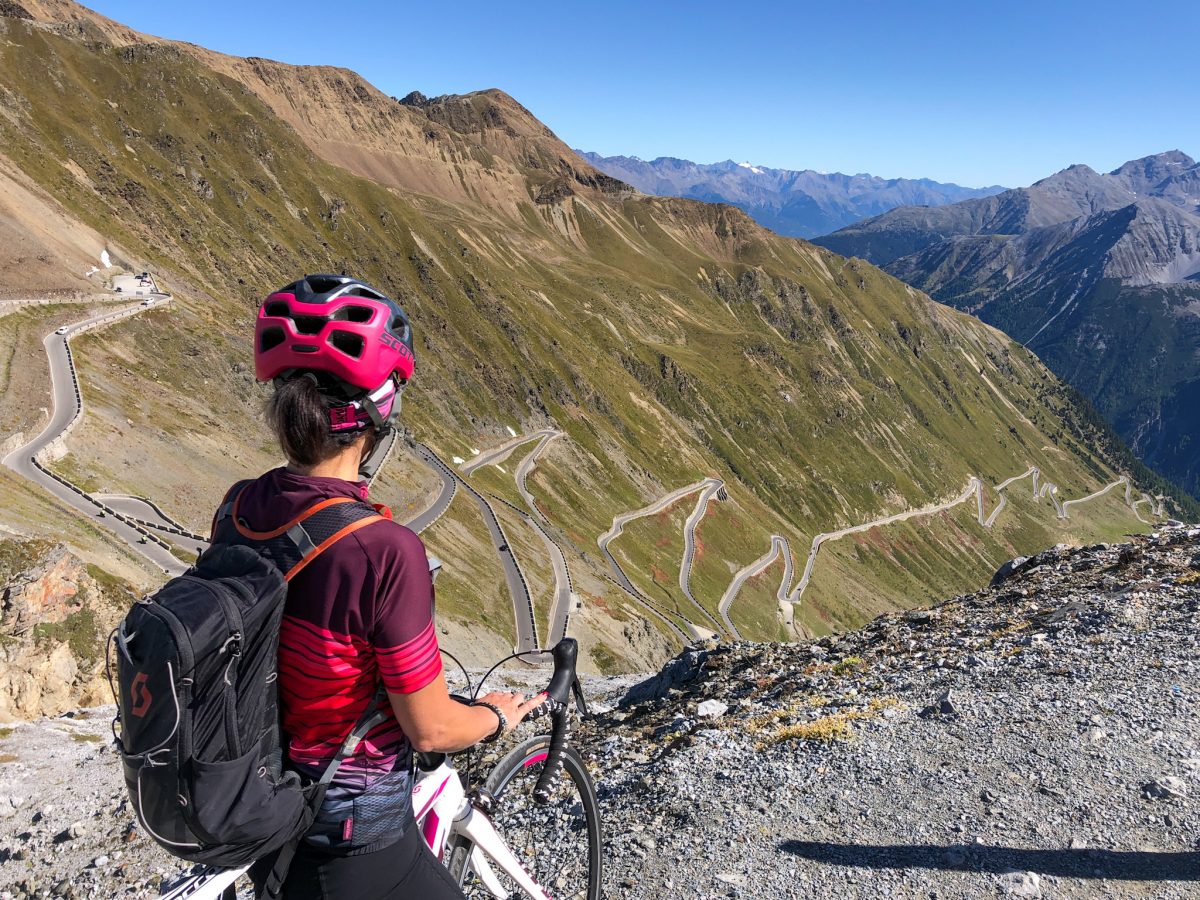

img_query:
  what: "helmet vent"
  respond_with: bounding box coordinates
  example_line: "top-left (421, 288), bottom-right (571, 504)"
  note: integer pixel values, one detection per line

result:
top-left (345, 286), bottom-right (385, 300)
top-left (260, 327), bottom-right (285, 353)
top-left (291, 314), bottom-right (328, 336)
top-left (328, 331), bottom-right (365, 358)
top-left (293, 344), bottom-right (319, 353)
top-left (307, 275), bottom-right (345, 294)
top-left (332, 305), bottom-right (375, 324)
top-left (265, 301), bottom-right (290, 318)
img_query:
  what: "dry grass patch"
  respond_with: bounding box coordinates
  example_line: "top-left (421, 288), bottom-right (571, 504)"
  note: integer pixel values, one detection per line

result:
top-left (831, 655), bottom-right (866, 676)
top-left (752, 696), bottom-right (899, 747)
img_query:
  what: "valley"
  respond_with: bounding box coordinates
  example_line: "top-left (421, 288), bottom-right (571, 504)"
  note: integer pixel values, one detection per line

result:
top-left (0, 1), bottom-right (1175, 675)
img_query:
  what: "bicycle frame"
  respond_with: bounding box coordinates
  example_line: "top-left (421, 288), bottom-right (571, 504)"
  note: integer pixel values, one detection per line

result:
top-left (159, 755), bottom-right (550, 900)
top-left (416, 757), bottom-right (552, 900)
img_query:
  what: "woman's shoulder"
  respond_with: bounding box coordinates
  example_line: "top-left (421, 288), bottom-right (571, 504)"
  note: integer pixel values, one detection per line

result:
top-left (348, 513), bottom-right (428, 568)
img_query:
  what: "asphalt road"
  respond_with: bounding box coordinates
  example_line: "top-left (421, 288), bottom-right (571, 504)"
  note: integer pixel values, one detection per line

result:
top-left (784, 464), bottom-right (1164, 620)
top-left (489, 492), bottom-right (575, 647)
top-left (1, 303), bottom-right (186, 575)
top-left (460, 428), bottom-right (559, 476)
top-left (406, 442), bottom-right (458, 535)
top-left (513, 431), bottom-right (562, 517)
top-left (717, 534), bottom-right (794, 640)
top-left (598, 479), bottom-right (728, 642)
top-left (506, 431), bottom-right (574, 644)
top-left (419, 443), bottom-right (539, 653)
top-left (677, 478), bottom-right (729, 635)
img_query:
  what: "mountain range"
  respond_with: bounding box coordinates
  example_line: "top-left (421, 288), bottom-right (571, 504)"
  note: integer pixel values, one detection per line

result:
top-left (578, 152), bottom-right (1005, 238)
top-left (815, 151), bottom-right (1200, 496)
top-left (0, 1), bottom-right (1187, 673)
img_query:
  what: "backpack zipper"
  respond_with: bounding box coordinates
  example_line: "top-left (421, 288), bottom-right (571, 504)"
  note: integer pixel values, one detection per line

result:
top-left (205, 579), bottom-right (246, 759)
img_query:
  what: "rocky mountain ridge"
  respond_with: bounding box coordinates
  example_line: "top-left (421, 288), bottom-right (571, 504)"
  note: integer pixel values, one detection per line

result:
top-left (579, 151), bottom-right (1004, 238)
top-left (587, 523), bottom-right (1200, 897)
top-left (816, 151), bottom-right (1200, 269)
top-left (815, 152), bottom-right (1200, 499)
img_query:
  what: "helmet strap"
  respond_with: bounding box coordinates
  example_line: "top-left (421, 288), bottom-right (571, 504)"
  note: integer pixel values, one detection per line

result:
top-left (327, 377), bottom-right (403, 436)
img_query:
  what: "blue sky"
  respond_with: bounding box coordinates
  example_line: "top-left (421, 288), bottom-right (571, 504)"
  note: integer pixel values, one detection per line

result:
top-left (90, 0), bottom-right (1197, 188)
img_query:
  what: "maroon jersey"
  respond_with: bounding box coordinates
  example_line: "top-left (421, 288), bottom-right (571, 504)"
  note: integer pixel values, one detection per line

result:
top-left (229, 468), bottom-right (442, 793)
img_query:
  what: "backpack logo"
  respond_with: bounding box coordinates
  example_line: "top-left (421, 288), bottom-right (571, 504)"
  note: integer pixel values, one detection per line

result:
top-left (130, 672), bottom-right (152, 717)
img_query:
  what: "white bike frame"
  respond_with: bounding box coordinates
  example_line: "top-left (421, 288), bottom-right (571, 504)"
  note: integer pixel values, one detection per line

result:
top-left (158, 757), bottom-right (551, 900)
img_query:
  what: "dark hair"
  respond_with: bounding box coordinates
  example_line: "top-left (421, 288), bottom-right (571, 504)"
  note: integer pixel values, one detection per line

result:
top-left (266, 376), bottom-right (377, 468)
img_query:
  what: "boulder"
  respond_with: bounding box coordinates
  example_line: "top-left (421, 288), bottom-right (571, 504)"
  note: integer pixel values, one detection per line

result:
top-left (0, 540), bottom-right (127, 720)
top-left (621, 647), bottom-right (711, 707)
top-left (989, 556), bottom-right (1030, 588)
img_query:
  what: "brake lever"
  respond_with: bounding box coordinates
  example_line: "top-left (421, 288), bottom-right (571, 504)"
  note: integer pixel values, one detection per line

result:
top-left (571, 677), bottom-right (589, 718)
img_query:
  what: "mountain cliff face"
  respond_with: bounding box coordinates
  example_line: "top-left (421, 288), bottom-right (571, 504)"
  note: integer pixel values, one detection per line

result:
top-left (816, 152), bottom-right (1200, 496)
top-left (578, 152), bottom-right (1004, 239)
top-left (0, 2), bottom-right (1177, 666)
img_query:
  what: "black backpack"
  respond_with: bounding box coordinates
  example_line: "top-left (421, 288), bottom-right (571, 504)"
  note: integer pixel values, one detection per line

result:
top-left (111, 482), bottom-right (388, 894)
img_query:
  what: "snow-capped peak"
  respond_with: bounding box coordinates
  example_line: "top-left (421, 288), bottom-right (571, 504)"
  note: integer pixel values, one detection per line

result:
top-left (737, 161), bottom-right (765, 175)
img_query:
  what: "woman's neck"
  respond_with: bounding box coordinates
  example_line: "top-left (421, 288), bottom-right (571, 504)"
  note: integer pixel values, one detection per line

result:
top-left (289, 450), bottom-right (362, 483)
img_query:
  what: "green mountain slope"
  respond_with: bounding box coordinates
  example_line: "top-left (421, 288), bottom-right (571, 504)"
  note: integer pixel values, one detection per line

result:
top-left (0, 5), bottom-right (1173, 667)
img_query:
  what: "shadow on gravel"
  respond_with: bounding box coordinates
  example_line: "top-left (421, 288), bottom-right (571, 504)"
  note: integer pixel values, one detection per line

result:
top-left (779, 841), bottom-right (1200, 881)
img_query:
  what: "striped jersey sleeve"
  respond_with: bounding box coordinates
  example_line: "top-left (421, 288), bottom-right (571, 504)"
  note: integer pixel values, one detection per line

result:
top-left (369, 524), bottom-right (443, 694)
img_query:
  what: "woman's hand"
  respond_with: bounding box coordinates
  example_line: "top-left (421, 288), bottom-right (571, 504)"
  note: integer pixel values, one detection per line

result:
top-left (476, 690), bottom-right (547, 735)
top-left (390, 674), bottom-right (549, 753)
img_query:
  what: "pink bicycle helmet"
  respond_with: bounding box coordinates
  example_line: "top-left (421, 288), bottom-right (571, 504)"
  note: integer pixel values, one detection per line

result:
top-left (255, 274), bottom-right (415, 433)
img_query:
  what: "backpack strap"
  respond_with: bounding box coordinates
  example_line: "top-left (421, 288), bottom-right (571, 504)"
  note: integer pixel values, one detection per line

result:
top-left (210, 479), bottom-right (253, 542)
top-left (262, 690), bottom-right (390, 898)
top-left (213, 486), bottom-right (385, 582)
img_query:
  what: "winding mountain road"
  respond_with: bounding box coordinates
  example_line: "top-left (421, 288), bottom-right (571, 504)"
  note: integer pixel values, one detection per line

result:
top-left (3, 299), bottom-right (1172, 655)
top-left (489, 492), bottom-right (575, 645)
top-left (463, 430), bottom-right (587, 649)
top-left (1, 300), bottom-right (186, 575)
top-left (782, 466), bottom-right (1166, 622)
top-left (406, 441), bottom-right (458, 535)
top-left (513, 430), bottom-right (562, 517)
top-left (677, 479), bottom-right (729, 635)
top-left (717, 535), bottom-right (794, 640)
top-left (599, 479), bottom-right (724, 641)
top-left (425, 443), bottom-right (539, 653)
top-left (460, 428), bottom-right (559, 476)
top-left (510, 434), bottom-right (576, 644)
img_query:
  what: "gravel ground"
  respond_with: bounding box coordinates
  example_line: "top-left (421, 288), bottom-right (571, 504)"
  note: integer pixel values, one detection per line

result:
top-left (0, 526), bottom-right (1197, 898)
top-left (585, 524), bottom-right (1200, 899)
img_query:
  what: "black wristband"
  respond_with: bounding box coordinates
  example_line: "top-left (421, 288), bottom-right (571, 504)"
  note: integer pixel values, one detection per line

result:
top-left (471, 701), bottom-right (507, 743)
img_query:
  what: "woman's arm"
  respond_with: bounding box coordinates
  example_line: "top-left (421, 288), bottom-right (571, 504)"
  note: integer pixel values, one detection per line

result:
top-left (389, 671), bottom-right (545, 753)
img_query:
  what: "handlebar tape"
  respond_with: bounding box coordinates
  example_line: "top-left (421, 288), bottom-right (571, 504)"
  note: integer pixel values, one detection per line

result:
top-left (532, 638), bottom-right (579, 804)
top-left (533, 709), bottom-right (570, 805)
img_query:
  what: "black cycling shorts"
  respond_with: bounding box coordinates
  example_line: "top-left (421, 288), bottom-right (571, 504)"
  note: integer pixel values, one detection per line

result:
top-left (256, 825), bottom-right (467, 900)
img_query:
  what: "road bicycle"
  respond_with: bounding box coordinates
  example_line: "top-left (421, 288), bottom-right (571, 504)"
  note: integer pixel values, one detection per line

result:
top-left (158, 639), bottom-right (603, 899)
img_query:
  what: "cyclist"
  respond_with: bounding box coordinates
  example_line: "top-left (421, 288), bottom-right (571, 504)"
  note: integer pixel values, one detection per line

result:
top-left (236, 274), bottom-right (545, 899)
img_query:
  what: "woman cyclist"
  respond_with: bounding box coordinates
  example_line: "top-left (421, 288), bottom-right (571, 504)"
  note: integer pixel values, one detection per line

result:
top-left (232, 274), bottom-right (544, 899)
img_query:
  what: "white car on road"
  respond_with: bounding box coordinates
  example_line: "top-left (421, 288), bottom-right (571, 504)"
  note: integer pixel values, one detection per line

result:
top-left (55, 326), bottom-right (69, 335)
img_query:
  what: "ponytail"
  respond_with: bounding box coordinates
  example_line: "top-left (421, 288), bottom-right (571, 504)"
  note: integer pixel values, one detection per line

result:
top-left (266, 376), bottom-right (378, 468)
